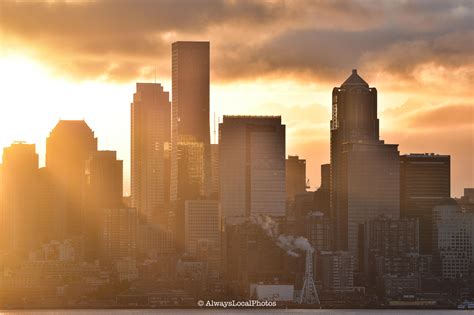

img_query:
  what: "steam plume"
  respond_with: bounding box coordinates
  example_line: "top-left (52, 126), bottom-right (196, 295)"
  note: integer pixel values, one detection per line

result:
top-left (250, 214), bottom-right (313, 257)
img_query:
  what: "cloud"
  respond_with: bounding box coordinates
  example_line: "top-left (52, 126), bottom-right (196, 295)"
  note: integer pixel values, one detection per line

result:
top-left (1, 0), bottom-right (472, 87)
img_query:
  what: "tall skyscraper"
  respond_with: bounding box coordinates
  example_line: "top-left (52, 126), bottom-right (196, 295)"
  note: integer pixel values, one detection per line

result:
top-left (219, 116), bottom-right (286, 223)
top-left (286, 155), bottom-right (307, 202)
top-left (171, 41), bottom-right (211, 203)
top-left (330, 70), bottom-right (400, 262)
top-left (46, 120), bottom-right (98, 239)
top-left (170, 41), bottom-right (211, 251)
top-left (131, 83), bottom-right (171, 225)
top-left (400, 153), bottom-right (450, 255)
top-left (84, 150), bottom-right (123, 260)
top-left (0, 142), bottom-right (39, 252)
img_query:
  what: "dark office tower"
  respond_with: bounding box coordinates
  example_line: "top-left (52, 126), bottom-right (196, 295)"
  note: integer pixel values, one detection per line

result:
top-left (314, 164), bottom-right (330, 216)
top-left (83, 151), bottom-right (123, 260)
top-left (170, 41), bottom-right (211, 252)
top-left (220, 116), bottom-right (286, 224)
top-left (330, 70), bottom-right (400, 263)
top-left (131, 83), bottom-right (171, 225)
top-left (286, 155), bottom-right (307, 202)
top-left (0, 142), bottom-right (39, 252)
top-left (400, 153), bottom-right (450, 255)
top-left (171, 41), bottom-right (211, 203)
top-left (46, 120), bottom-right (98, 239)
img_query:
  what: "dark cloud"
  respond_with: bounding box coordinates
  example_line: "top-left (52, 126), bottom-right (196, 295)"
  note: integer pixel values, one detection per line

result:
top-left (1, 0), bottom-right (472, 84)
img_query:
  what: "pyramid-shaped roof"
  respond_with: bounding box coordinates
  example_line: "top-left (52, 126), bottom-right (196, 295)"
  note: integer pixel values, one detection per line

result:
top-left (341, 69), bottom-right (369, 87)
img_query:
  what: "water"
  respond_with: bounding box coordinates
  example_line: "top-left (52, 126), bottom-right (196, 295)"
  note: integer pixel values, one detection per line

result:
top-left (0, 310), bottom-right (464, 315)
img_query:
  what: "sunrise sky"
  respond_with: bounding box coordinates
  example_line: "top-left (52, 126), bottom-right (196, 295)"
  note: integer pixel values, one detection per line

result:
top-left (0, 0), bottom-right (472, 196)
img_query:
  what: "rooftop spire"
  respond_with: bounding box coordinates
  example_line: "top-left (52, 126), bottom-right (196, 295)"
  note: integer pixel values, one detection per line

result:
top-left (341, 68), bottom-right (369, 87)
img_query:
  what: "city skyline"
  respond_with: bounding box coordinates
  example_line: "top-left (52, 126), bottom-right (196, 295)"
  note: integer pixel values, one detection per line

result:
top-left (0, 0), bottom-right (472, 197)
top-left (0, 1), bottom-right (473, 307)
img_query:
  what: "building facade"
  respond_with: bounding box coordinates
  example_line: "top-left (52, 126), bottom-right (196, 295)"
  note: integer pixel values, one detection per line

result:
top-left (400, 153), bottom-right (450, 255)
top-left (131, 83), bottom-right (171, 226)
top-left (330, 70), bottom-right (400, 263)
top-left (219, 116), bottom-right (286, 223)
top-left (46, 120), bottom-right (98, 239)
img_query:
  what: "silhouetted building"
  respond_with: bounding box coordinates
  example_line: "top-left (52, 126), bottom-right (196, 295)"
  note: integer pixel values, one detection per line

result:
top-left (286, 155), bottom-right (306, 201)
top-left (0, 142), bottom-right (40, 252)
top-left (462, 188), bottom-right (474, 204)
top-left (330, 70), bottom-right (400, 264)
top-left (131, 83), bottom-right (171, 226)
top-left (432, 198), bottom-right (472, 279)
top-left (293, 192), bottom-right (315, 218)
top-left (400, 153), bottom-right (450, 255)
top-left (83, 150), bottom-right (123, 260)
top-left (184, 200), bottom-right (221, 279)
top-left (101, 208), bottom-right (138, 263)
top-left (304, 212), bottom-right (333, 252)
top-left (225, 221), bottom-right (290, 297)
top-left (361, 216), bottom-right (419, 288)
top-left (170, 41), bottom-right (211, 252)
top-left (219, 116), bottom-right (286, 224)
top-left (314, 163), bottom-right (330, 216)
top-left (46, 120), bottom-right (98, 239)
top-left (317, 251), bottom-right (354, 292)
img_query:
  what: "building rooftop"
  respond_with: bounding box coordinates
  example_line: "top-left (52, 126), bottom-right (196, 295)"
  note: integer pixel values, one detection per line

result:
top-left (341, 69), bottom-right (369, 87)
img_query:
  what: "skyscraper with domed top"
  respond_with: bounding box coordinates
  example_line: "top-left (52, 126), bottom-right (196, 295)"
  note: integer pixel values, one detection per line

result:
top-left (330, 70), bottom-right (400, 267)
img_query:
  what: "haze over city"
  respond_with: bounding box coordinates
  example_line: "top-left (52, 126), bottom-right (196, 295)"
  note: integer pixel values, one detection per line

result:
top-left (0, 0), bottom-right (472, 197)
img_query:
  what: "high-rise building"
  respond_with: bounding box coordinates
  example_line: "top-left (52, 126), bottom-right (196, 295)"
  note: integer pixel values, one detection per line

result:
top-left (84, 150), bottom-right (123, 260)
top-left (46, 120), bottom-right (98, 239)
top-left (184, 200), bottom-right (221, 279)
top-left (432, 198), bottom-right (472, 280)
top-left (330, 70), bottom-right (400, 263)
top-left (170, 41), bottom-right (211, 252)
top-left (314, 164), bottom-right (330, 216)
top-left (286, 155), bottom-right (306, 202)
top-left (361, 216), bottom-right (420, 287)
top-left (219, 116), bottom-right (286, 223)
top-left (317, 251), bottom-right (355, 292)
top-left (171, 41), bottom-right (211, 203)
top-left (131, 83), bottom-right (171, 225)
top-left (101, 207), bottom-right (138, 263)
top-left (0, 142), bottom-right (39, 252)
top-left (400, 153), bottom-right (450, 255)
top-left (225, 221), bottom-right (291, 297)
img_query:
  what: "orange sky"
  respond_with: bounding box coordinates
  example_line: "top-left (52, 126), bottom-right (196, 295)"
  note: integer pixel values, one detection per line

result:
top-left (0, 0), bottom-right (472, 196)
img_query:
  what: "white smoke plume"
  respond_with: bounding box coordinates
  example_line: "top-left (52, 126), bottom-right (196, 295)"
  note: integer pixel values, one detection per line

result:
top-left (250, 214), bottom-right (314, 257)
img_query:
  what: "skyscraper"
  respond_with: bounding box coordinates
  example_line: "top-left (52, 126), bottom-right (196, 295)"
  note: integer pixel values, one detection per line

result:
top-left (286, 155), bottom-right (307, 202)
top-left (219, 116), bottom-right (286, 223)
top-left (184, 200), bottom-right (221, 279)
top-left (84, 150), bottom-right (123, 260)
top-left (314, 164), bottom-right (330, 216)
top-left (131, 83), bottom-right (171, 225)
top-left (400, 153), bottom-right (450, 255)
top-left (171, 41), bottom-right (211, 203)
top-left (0, 142), bottom-right (39, 252)
top-left (432, 198), bottom-right (472, 279)
top-left (330, 70), bottom-right (400, 261)
top-left (46, 120), bottom-right (98, 239)
top-left (170, 41), bottom-right (211, 251)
